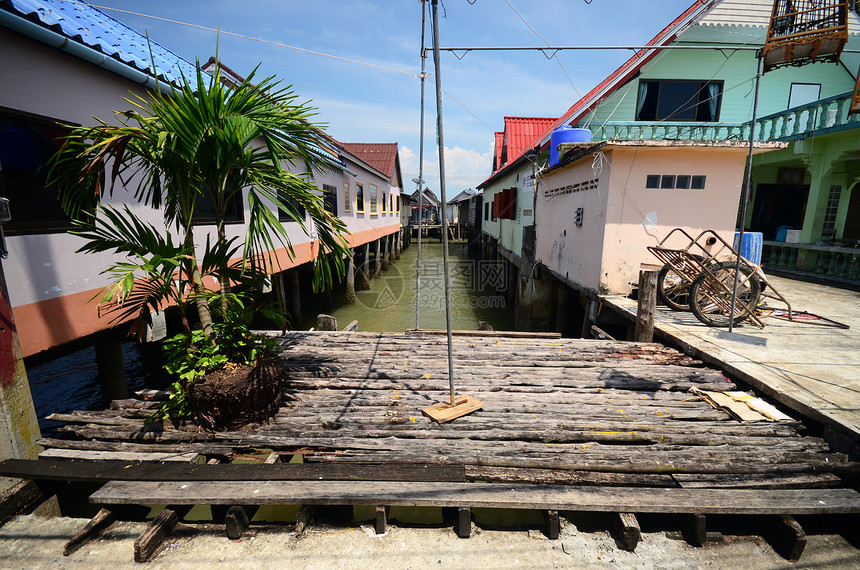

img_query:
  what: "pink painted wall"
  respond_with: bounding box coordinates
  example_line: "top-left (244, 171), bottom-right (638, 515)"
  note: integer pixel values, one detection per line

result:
top-left (536, 142), bottom-right (770, 295)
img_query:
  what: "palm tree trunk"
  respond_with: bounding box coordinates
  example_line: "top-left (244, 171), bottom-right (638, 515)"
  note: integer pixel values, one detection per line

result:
top-left (184, 225), bottom-right (214, 338)
top-left (216, 219), bottom-right (230, 316)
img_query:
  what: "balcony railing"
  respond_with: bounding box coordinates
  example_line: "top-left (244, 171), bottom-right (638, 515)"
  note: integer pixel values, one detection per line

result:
top-left (762, 241), bottom-right (860, 284)
top-left (580, 90), bottom-right (860, 143)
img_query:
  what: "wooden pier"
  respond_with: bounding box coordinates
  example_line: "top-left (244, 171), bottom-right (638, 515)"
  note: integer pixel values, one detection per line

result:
top-left (5, 331), bottom-right (860, 561)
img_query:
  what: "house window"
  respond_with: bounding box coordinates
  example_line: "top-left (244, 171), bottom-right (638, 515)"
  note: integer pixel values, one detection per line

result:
top-left (343, 182), bottom-right (351, 213)
top-left (484, 202), bottom-right (490, 221)
top-left (396, 195), bottom-right (400, 213)
top-left (646, 174), bottom-right (706, 190)
top-left (194, 184), bottom-right (243, 224)
top-left (0, 109), bottom-right (74, 235)
top-left (369, 183), bottom-right (378, 215)
top-left (381, 189), bottom-right (387, 213)
top-left (390, 193), bottom-right (394, 213)
top-left (636, 80), bottom-right (723, 122)
top-left (278, 190), bottom-right (306, 223)
top-left (823, 184), bottom-right (841, 237)
top-left (355, 182), bottom-right (365, 213)
top-left (322, 183), bottom-right (337, 214)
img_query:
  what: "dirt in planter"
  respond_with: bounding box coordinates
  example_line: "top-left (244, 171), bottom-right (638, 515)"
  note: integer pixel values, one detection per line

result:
top-left (191, 357), bottom-right (285, 431)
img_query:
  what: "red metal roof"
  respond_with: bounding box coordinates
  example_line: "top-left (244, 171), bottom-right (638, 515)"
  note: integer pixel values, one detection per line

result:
top-left (340, 142), bottom-right (398, 178)
top-left (479, 0), bottom-right (719, 189)
top-left (493, 131), bottom-right (504, 171)
top-left (503, 117), bottom-right (558, 165)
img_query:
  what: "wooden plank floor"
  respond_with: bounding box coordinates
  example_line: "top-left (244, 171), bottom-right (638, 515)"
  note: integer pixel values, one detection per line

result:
top-left (44, 332), bottom-right (852, 489)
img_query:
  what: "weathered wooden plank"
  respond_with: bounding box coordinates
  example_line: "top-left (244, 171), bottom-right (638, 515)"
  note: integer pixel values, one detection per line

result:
top-left (0, 459), bottom-right (468, 483)
top-left (683, 513), bottom-right (706, 546)
top-left (90, 481), bottom-right (860, 515)
top-left (407, 329), bottom-right (562, 338)
top-left (134, 508), bottom-right (178, 563)
top-left (0, 479), bottom-right (46, 526)
top-left (64, 507), bottom-right (115, 556)
top-left (764, 514), bottom-right (807, 561)
top-left (39, 449), bottom-right (199, 463)
top-left (613, 512), bottom-right (641, 551)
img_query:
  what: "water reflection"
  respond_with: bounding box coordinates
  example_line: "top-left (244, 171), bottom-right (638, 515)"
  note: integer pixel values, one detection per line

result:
top-left (325, 241), bottom-right (513, 332)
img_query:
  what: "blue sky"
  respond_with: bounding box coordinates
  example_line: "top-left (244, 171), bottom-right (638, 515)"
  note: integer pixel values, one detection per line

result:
top-left (91, 0), bottom-right (696, 194)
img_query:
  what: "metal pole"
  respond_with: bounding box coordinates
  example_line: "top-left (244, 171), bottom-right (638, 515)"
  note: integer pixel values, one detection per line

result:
top-left (415, 1), bottom-right (427, 330)
top-left (728, 54), bottom-right (763, 333)
top-left (431, 0), bottom-right (456, 405)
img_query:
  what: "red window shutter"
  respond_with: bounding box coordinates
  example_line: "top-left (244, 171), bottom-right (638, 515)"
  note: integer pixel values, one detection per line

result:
top-left (493, 193), bottom-right (500, 218)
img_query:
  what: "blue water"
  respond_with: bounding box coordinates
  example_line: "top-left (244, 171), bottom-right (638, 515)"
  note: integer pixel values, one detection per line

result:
top-left (27, 342), bottom-right (153, 437)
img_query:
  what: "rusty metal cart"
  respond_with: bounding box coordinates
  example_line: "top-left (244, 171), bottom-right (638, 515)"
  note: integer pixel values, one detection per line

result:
top-left (648, 228), bottom-right (849, 329)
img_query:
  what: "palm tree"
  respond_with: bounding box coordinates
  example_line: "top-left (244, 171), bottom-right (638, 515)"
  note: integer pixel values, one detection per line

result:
top-left (50, 63), bottom-right (348, 336)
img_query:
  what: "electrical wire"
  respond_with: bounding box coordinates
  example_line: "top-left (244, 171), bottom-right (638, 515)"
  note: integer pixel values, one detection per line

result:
top-left (503, 0), bottom-right (582, 98)
top-left (63, 0), bottom-right (419, 78)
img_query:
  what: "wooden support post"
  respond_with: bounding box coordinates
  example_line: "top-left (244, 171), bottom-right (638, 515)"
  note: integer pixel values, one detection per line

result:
top-left (356, 245), bottom-right (371, 291)
top-left (682, 513), bottom-right (707, 547)
top-left (317, 314), bottom-right (338, 331)
top-left (134, 507), bottom-right (179, 563)
top-left (95, 341), bottom-right (129, 401)
top-left (374, 239), bottom-right (382, 278)
top-left (0, 479), bottom-right (46, 526)
top-left (446, 506), bottom-right (471, 538)
top-left (345, 250), bottom-right (356, 306)
top-left (382, 235), bottom-right (391, 271)
top-left (375, 505), bottom-right (389, 535)
top-left (342, 320), bottom-right (359, 332)
top-left (293, 505), bottom-right (317, 537)
top-left (764, 514), bottom-right (807, 561)
top-left (543, 509), bottom-right (560, 540)
top-left (225, 505), bottom-right (258, 540)
top-left (65, 507), bottom-right (115, 556)
top-left (287, 269), bottom-right (303, 325)
top-left (634, 266), bottom-right (659, 343)
top-left (613, 512), bottom-right (641, 551)
top-left (395, 231), bottom-right (402, 259)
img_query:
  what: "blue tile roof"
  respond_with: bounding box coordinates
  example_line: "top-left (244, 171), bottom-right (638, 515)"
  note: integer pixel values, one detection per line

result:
top-left (3, 0), bottom-right (199, 86)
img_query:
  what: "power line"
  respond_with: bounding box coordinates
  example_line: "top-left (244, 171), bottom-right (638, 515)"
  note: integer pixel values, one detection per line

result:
top-left (502, 0), bottom-right (582, 98)
top-left (66, 0), bottom-right (419, 77)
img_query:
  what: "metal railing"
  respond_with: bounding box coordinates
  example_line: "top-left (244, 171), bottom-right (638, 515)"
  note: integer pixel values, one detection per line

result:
top-left (580, 90), bottom-right (860, 143)
top-left (762, 240), bottom-right (860, 281)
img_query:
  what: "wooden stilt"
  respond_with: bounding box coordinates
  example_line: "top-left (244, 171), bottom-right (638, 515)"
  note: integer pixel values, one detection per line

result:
top-left (764, 514), bottom-right (807, 561)
top-left (543, 509), bottom-right (560, 539)
top-left (375, 505), bottom-right (389, 535)
top-left (293, 505), bottom-right (317, 537)
top-left (613, 512), bottom-right (641, 551)
top-left (682, 513), bottom-right (706, 547)
top-left (634, 266), bottom-right (659, 343)
top-left (454, 506), bottom-right (471, 538)
top-left (134, 507), bottom-right (180, 563)
top-left (64, 507), bottom-right (115, 556)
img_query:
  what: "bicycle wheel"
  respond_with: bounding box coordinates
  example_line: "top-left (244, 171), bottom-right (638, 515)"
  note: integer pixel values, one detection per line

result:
top-left (689, 260), bottom-right (762, 327)
top-left (657, 263), bottom-right (692, 311)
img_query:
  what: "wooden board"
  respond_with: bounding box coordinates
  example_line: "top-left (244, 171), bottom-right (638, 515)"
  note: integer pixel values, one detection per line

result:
top-left (0, 459), bottom-right (468, 483)
top-left (423, 395), bottom-right (484, 423)
top-left (39, 449), bottom-right (199, 463)
top-left (90, 480), bottom-right (860, 515)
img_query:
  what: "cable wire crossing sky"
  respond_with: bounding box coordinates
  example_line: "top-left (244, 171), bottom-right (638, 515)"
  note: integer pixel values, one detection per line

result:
top-left (86, 0), bottom-right (703, 193)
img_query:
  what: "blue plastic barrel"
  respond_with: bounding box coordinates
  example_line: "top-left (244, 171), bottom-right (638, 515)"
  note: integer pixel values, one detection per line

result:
top-left (734, 231), bottom-right (763, 265)
top-left (775, 226), bottom-right (791, 242)
top-left (549, 126), bottom-right (591, 167)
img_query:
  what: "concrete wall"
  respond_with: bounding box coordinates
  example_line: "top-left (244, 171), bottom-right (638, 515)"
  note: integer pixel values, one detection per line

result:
top-left (1, 29), bottom-right (399, 357)
top-left (537, 143), bottom-right (754, 295)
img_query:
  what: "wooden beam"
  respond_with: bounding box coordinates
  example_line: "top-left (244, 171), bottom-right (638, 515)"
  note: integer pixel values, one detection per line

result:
top-left (634, 268), bottom-right (658, 343)
top-left (64, 507), bottom-right (115, 556)
top-left (682, 513), bottom-right (706, 547)
top-left (90, 482), bottom-right (860, 516)
top-left (375, 506), bottom-right (389, 535)
top-left (543, 509), bottom-right (560, 540)
top-left (134, 508), bottom-right (179, 563)
top-left (764, 514), bottom-right (807, 561)
top-left (293, 505), bottom-right (317, 537)
top-left (612, 512), bottom-right (641, 551)
top-left (0, 479), bottom-right (46, 526)
top-left (454, 507), bottom-right (471, 538)
top-left (342, 320), bottom-right (359, 332)
top-left (406, 329), bottom-right (562, 339)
